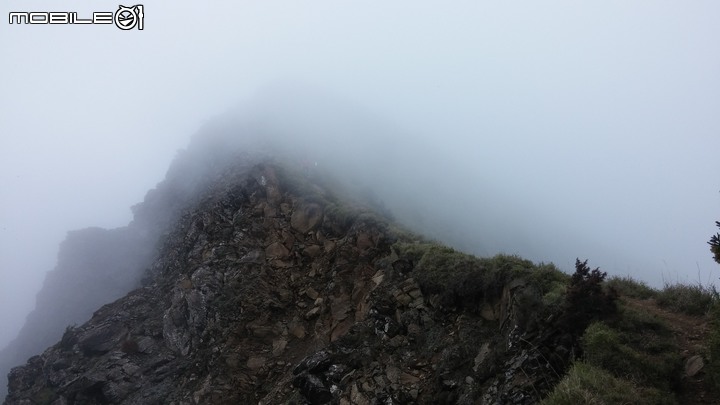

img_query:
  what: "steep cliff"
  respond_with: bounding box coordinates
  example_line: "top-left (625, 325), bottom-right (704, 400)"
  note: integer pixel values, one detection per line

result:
top-left (3, 150), bottom-right (588, 404)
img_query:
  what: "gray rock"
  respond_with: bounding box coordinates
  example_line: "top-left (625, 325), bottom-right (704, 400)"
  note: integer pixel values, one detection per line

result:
top-left (685, 354), bottom-right (704, 377)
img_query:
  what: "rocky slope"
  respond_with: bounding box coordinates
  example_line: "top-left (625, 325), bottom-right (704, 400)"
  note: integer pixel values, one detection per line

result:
top-left (0, 126), bottom-right (253, 402)
top-left (4, 149), bottom-right (596, 404)
top-left (0, 225), bottom-right (155, 401)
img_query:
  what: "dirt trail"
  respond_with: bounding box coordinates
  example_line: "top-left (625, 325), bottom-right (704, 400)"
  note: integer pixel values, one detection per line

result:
top-left (622, 297), bottom-right (713, 404)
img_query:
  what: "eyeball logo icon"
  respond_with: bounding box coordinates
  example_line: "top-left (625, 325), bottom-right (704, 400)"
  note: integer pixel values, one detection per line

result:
top-left (114, 5), bottom-right (144, 30)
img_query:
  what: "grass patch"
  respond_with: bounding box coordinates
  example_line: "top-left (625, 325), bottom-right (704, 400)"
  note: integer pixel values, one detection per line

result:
top-left (656, 282), bottom-right (719, 316)
top-left (581, 320), bottom-right (680, 391)
top-left (399, 244), bottom-right (486, 308)
top-left (397, 243), bottom-right (500, 309)
top-left (605, 275), bottom-right (658, 300)
top-left (395, 243), bottom-right (568, 313)
top-left (612, 304), bottom-right (673, 337)
top-left (541, 361), bottom-right (673, 405)
top-left (527, 262), bottom-right (569, 309)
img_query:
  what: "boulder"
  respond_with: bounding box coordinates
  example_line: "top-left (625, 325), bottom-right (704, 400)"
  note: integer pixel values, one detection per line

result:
top-left (265, 242), bottom-right (290, 259)
top-left (291, 202), bottom-right (323, 233)
top-left (685, 355), bottom-right (704, 377)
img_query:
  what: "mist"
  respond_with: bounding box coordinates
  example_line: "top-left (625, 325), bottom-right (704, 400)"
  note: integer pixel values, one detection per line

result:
top-left (1, 0), bottom-right (719, 355)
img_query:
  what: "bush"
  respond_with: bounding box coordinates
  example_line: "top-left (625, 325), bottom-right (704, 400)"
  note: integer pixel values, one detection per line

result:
top-left (530, 263), bottom-right (570, 295)
top-left (524, 262), bottom-right (570, 314)
top-left (656, 282), bottom-right (719, 316)
top-left (541, 362), bottom-right (673, 405)
top-left (605, 276), bottom-right (658, 300)
top-left (709, 221), bottom-right (720, 265)
top-left (559, 259), bottom-right (616, 334)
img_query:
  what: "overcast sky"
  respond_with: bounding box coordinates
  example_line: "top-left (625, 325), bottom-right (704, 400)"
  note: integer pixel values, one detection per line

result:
top-left (1, 1), bottom-right (719, 349)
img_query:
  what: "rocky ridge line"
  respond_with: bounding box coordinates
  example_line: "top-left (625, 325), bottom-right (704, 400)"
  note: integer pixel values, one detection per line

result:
top-left (5, 161), bottom-right (579, 404)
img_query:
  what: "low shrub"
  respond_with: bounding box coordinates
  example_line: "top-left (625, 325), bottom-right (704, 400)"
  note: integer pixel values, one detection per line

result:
top-left (529, 263), bottom-right (570, 294)
top-left (558, 259), bottom-right (616, 335)
top-left (528, 263), bottom-right (570, 309)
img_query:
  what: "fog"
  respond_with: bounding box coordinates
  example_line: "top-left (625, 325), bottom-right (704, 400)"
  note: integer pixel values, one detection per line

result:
top-left (1, 0), bottom-right (719, 352)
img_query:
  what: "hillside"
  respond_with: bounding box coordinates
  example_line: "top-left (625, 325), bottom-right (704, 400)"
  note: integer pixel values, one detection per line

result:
top-left (543, 277), bottom-right (719, 405)
top-left (3, 135), bottom-right (719, 404)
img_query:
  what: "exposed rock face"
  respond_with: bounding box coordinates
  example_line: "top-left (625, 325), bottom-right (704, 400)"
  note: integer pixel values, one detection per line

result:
top-left (3, 157), bottom-right (579, 405)
top-left (6, 157), bottom-right (567, 404)
top-left (0, 131), bottom-right (260, 402)
top-left (0, 226), bottom-right (155, 401)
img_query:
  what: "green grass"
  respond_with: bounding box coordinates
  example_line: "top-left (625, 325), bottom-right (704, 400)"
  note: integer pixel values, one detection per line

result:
top-left (605, 276), bottom-right (658, 300)
top-left (581, 320), bottom-right (680, 391)
top-left (544, 293), bottom-right (683, 403)
top-left (612, 305), bottom-right (674, 340)
top-left (543, 275), bottom-right (720, 403)
top-left (530, 263), bottom-right (570, 307)
top-left (397, 243), bottom-right (498, 309)
top-left (394, 242), bottom-right (569, 315)
top-left (656, 282), bottom-right (719, 316)
top-left (541, 362), bottom-right (673, 405)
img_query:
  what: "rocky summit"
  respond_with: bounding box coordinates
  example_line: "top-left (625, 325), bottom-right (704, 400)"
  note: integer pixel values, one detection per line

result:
top-left (1, 132), bottom-right (628, 404)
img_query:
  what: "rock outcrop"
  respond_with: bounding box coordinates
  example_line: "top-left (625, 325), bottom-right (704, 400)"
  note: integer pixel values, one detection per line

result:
top-left (4, 154), bottom-right (584, 404)
top-left (0, 128), bottom-right (253, 402)
top-left (2, 114), bottom-right (297, 400)
top-left (0, 226), bottom-right (155, 401)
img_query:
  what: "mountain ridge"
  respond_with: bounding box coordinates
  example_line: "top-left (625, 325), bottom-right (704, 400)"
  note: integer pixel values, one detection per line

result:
top-left (3, 123), bottom-right (716, 404)
top-left (3, 155), bottom-right (583, 404)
